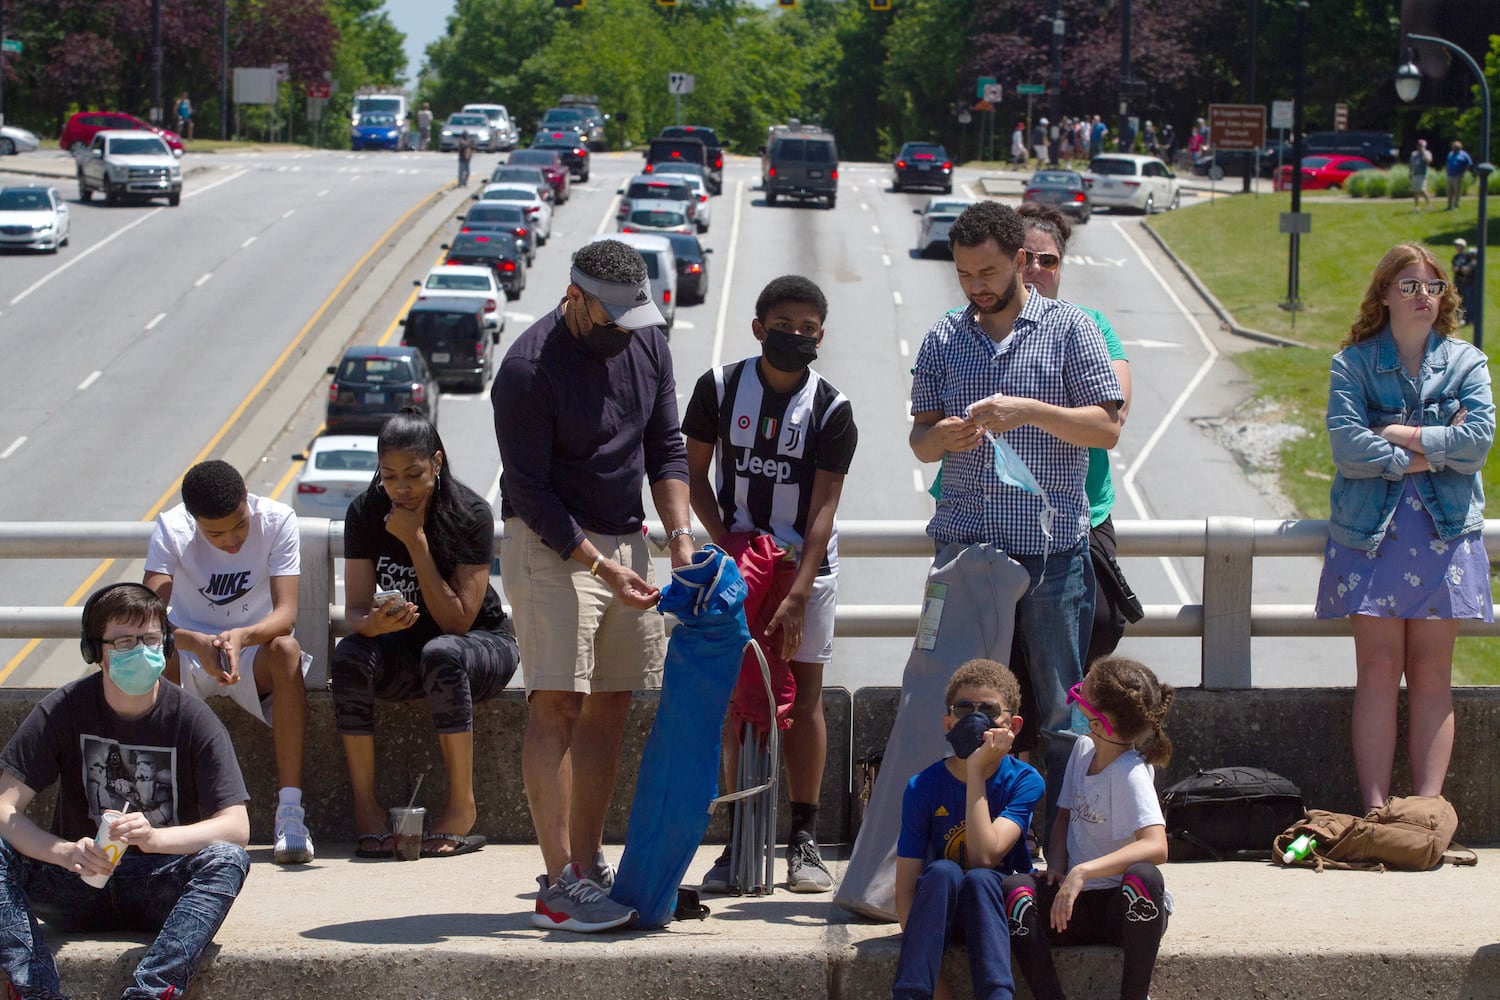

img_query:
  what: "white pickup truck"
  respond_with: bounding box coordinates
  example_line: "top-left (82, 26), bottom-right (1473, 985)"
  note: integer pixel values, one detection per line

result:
top-left (78, 129), bottom-right (182, 206)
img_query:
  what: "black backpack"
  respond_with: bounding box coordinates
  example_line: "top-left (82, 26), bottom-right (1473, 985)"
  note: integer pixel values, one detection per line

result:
top-left (1160, 767), bottom-right (1305, 861)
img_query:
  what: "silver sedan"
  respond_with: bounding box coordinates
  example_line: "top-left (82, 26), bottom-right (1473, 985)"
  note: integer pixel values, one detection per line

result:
top-left (0, 186), bottom-right (70, 252)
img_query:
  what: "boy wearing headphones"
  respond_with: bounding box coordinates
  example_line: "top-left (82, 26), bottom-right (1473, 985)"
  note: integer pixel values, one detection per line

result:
top-left (0, 583), bottom-right (251, 1000)
top-left (143, 459), bottom-right (315, 865)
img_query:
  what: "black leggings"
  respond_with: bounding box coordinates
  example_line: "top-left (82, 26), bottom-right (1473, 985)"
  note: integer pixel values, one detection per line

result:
top-left (330, 629), bottom-right (518, 735)
top-left (1001, 862), bottom-right (1168, 1000)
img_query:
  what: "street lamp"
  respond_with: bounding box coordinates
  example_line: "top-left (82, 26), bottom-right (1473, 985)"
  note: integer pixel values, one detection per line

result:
top-left (1397, 34), bottom-right (1491, 351)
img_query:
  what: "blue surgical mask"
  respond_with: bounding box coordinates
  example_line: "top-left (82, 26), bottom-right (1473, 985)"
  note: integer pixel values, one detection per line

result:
top-left (946, 710), bottom-right (999, 759)
top-left (983, 429), bottom-right (1043, 495)
top-left (107, 644), bottom-right (167, 696)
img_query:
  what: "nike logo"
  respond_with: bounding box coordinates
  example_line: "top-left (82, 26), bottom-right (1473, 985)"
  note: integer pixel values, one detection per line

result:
top-left (198, 570), bottom-right (253, 607)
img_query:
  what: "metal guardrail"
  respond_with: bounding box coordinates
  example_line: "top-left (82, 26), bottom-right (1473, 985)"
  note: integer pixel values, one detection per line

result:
top-left (4, 518), bottom-right (1500, 689)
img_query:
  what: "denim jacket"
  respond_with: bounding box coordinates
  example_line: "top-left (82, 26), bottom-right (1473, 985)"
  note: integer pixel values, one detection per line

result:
top-left (1327, 328), bottom-right (1493, 550)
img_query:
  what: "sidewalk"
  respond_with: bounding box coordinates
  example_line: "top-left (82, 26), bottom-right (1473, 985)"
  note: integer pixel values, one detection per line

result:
top-left (32, 843), bottom-right (1500, 999)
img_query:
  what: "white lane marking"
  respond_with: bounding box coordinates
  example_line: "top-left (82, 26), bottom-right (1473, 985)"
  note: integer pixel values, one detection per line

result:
top-left (710, 179), bottom-right (746, 368)
top-left (77, 371), bottom-right (102, 391)
top-left (484, 464), bottom-right (503, 506)
top-left (1121, 338), bottom-right (1178, 348)
top-left (317, 189), bottom-right (329, 197)
top-left (595, 189), bottom-right (622, 234)
top-left (1112, 218), bottom-right (1218, 606)
top-left (882, 253), bottom-right (892, 267)
top-left (0, 437), bottom-right (25, 460)
top-left (675, 320), bottom-right (695, 330)
top-left (506, 312), bottom-right (535, 323)
top-left (871, 225), bottom-right (880, 235)
top-left (860, 202), bottom-right (870, 212)
top-left (892, 291), bottom-right (903, 306)
top-left (145, 312), bottom-right (166, 330)
top-left (9, 167), bottom-right (247, 306)
top-left (911, 469), bottom-right (924, 493)
top-left (899, 339), bottom-right (910, 357)
top-left (194, 273), bottom-right (213, 287)
top-left (242, 236), bottom-right (257, 248)
top-left (282, 209), bottom-right (295, 219)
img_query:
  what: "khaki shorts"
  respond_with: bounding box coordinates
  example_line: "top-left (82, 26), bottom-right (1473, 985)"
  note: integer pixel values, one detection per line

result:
top-left (501, 517), bottom-right (665, 695)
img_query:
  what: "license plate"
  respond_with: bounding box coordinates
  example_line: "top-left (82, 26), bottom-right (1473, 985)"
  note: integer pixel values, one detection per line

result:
top-left (431, 353), bottom-right (450, 363)
top-left (365, 392), bottom-right (385, 404)
top-left (917, 164), bottom-right (930, 171)
top-left (808, 170), bottom-right (823, 179)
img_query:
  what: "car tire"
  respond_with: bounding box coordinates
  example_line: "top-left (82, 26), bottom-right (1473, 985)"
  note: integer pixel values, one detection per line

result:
top-left (78, 175), bottom-right (92, 203)
top-left (826, 195), bottom-right (836, 210)
top-left (104, 181), bottom-right (119, 206)
top-left (506, 286), bottom-right (521, 301)
top-left (1143, 193), bottom-right (1155, 215)
top-left (766, 190), bottom-right (778, 206)
top-left (892, 181), bottom-right (902, 193)
top-left (943, 184), bottom-right (953, 194)
top-left (0, 138), bottom-right (13, 156)
top-left (168, 191), bottom-right (181, 207)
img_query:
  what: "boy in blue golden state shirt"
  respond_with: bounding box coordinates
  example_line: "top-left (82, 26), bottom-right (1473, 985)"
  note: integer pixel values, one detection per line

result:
top-left (892, 658), bottom-right (1042, 1000)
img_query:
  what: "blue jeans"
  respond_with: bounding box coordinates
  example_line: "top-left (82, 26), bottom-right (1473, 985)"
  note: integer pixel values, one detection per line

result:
top-left (893, 860), bottom-right (1015, 1000)
top-left (0, 837), bottom-right (249, 999)
top-left (1012, 539), bottom-right (1093, 842)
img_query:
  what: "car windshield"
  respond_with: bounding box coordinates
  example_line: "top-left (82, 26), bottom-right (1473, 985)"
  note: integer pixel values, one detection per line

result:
top-left (109, 137), bottom-right (170, 156)
top-left (926, 201), bottom-right (971, 214)
top-left (776, 139), bottom-right (834, 164)
top-left (1088, 158), bottom-right (1140, 176)
top-left (630, 210), bottom-right (687, 228)
top-left (664, 234), bottom-right (701, 257)
top-left (628, 182), bottom-right (690, 201)
top-left (449, 115), bottom-right (486, 126)
top-left (509, 151), bottom-right (554, 165)
top-left (451, 234), bottom-right (506, 254)
top-left (0, 190), bottom-right (50, 210)
top-left (313, 449), bottom-right (378, 473)
top-left (653, 163), bottom-right (703, 176)
top-left (904, 144), bottom-right (946, 159)
top-left (482, 188), bottom-right (535, 202)
top-left (338, 358), bottom-right (413, 383)
top-left (662, 127), bottom-right (719, 144)
top-left (544, 109), bottom-right (586, 123)
top-left (357, 98), bottom-right (402, 115)
top-left (427, 273), bottom-right (493, 291)
top-left (359, 114), bottom-right (396, 127)
top-left (1032, 172), bottom-right (1080, 187)
top-left (491, 167), bottom-right (541, 180)
top-left (468, 205), bottom-right (525, 223)
top-left (1300, 157), bottom-right (1333, 168)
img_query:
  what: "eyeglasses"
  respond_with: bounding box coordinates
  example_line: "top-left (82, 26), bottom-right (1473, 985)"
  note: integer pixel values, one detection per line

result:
top-left (1066, 681), bottom-right (1115, 736)
top-left (1395, 278), bottom-right (1449, 299)
top-left (949, 699), bottom-right (1006, 718)
top-left (1024, 250), bottom-right (1062, 272)
top-left (102, 632), bottom-right (164, 653)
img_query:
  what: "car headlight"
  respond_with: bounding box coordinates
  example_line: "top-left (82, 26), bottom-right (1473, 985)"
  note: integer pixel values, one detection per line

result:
top-left (170, 166), bottom-right (182, 179)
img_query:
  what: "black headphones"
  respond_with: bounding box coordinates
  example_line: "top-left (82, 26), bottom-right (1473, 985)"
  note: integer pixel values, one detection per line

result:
top-left (79, 582), bottom-right (176, 665)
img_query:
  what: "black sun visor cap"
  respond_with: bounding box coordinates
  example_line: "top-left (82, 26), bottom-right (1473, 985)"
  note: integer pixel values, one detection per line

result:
top-left (570, 264), bottom-right (665, 330)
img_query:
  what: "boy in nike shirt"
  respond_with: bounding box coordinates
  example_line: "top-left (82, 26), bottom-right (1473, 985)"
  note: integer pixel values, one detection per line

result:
top-left (683, 275), bottom-right (858, 892)
top-left (144, 459), bottom-right (315, 865)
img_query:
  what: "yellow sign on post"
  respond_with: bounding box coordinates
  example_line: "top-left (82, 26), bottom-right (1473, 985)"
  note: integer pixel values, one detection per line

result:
top-left (870, 0), bottom-right (892, 9)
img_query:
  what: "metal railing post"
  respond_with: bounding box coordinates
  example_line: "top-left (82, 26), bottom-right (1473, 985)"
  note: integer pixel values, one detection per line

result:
top-left (1202, 515), bottom-right (1255, 688)
top-left (297, 519), bottom-right (333, 690)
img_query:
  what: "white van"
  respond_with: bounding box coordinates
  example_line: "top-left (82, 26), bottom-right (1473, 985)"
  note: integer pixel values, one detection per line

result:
top-left (590, 233), bottom-right (678, 336)
top-left (462, 104), bottom-right (518, 151)
top-left (351, 93), bottom-right (408, 132)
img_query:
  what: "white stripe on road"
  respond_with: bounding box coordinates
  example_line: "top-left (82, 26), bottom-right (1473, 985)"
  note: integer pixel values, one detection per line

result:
top-left (145, 313), bottom-right (166, 330)
top-left (893, 291), bottom-right (903, 306)
top-left (282, 209), bottom-right (295, 219)
top-left (0, 437), bottom-right (25, 460)
top-left (710, 179), bottom-right (746, 369)
top-left (882, 253), bottom-right (892, 267)
top-left (911, 469), bottom-right (924, 493)
top-left (194, 273), bottom-right (213, 287)
top-left (871, 225), bottom-right (880, 235)
top-left (242, 236), bottom-right (257, 248)
top-left (899, 339), bottom-right (910, 357)
top-left (77, 371), bottom-right (102, 391)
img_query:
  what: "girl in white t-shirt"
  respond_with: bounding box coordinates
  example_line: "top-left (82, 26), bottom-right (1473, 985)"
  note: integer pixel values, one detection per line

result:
top-left (1001, 656), bottom-right (1174, 1000)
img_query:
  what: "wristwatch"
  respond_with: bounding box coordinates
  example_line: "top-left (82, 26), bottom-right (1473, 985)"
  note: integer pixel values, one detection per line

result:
top-left (667, 527), bottom-right (695, 544)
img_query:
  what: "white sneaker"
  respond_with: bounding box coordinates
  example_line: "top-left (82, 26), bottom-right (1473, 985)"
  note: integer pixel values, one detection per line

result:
top-left (273, 803), bottom-right (314, 865)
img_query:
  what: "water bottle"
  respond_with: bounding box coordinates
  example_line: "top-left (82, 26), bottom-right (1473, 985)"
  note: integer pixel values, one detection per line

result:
top-left (1282, 833), bottom-right (1316, 863)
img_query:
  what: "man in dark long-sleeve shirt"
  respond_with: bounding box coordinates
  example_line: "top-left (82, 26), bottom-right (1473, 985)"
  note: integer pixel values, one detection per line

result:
top-left (492, 239), bottom-right (695, 933)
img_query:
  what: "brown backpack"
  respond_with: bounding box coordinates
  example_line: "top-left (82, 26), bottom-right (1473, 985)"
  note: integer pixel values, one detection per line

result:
top-left (1273, 795), bottom-right (1477, 872)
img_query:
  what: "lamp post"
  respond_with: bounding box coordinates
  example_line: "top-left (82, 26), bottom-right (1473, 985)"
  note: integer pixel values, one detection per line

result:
top-left (1398, 34), bottom-right (1492, 351)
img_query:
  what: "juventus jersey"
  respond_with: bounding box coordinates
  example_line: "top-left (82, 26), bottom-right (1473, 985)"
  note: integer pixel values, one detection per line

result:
top-left (683, 358), bottom-right (857, 575)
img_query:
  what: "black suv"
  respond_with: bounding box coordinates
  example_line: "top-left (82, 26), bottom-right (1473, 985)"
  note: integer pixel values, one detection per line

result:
top-left (325, 346), bottom-right (439, 434)
top-left (401, 297), bottom-right (494, 393)
top-left (657, 126), bottom-right (723, 194)
top-left (892, 141), bottom-right (953, 193)
top-left (762, 129), bottom-right (839, 209)
top-left (442, 233), bottom-right (527, 300)
top-left (1303, 131), bottom-right (1397, 167)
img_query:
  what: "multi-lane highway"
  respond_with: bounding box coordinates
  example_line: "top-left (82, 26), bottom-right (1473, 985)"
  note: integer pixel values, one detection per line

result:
top-left (0, 146), bottom-right (1350, 691)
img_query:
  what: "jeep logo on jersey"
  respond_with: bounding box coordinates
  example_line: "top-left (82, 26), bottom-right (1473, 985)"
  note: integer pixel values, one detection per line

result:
top-left (734, 449), bottom-right (794, 483)
top-left (198, 571), bottom-right (253, 606)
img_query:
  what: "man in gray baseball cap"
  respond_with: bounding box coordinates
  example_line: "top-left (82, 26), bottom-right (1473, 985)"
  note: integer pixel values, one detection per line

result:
top-left (491, 237), bottom-right (693, 933)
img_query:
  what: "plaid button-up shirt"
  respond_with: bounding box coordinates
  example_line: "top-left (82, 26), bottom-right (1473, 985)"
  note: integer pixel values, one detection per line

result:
top-left (911, 294), bottom-right (1122, 555)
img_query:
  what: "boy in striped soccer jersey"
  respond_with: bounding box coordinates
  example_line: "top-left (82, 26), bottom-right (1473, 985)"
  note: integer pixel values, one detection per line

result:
top-left (682, 275), bottom-right (858, 892)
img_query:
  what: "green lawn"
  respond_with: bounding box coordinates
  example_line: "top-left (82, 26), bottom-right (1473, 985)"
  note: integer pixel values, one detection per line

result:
top-left (1147, 194), bottom-right (1500, 684)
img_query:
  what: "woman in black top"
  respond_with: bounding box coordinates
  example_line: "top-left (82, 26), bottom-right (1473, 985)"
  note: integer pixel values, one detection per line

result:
top-left (332, 409), bottom-right (518, 857)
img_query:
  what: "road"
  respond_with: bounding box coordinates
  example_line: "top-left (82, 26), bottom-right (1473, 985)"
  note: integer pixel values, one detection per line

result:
top-left (0, 146), bottom-right (1351, 691)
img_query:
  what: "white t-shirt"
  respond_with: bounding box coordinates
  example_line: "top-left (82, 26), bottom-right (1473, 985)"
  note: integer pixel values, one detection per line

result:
top-left (145, 494), bottom-right (299, 635)
top-left (1059, 738), bottom-right (1167, 894)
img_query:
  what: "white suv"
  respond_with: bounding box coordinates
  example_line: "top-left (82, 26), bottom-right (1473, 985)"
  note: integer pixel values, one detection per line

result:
top-left (78, 130), bottom-right (182, 206)
top-left (463, 104), bottom-right (518, 151)
top-left (1085, 154), bottom-right (1180, 214)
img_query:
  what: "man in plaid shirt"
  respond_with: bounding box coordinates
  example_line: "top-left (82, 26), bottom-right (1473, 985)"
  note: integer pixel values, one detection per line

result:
top-left (908, 200), bottom-right (1123, 838)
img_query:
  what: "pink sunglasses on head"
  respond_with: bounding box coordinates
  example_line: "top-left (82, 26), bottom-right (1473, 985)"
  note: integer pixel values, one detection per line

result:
top-left (1066, 681), bottom-right (1114, 737)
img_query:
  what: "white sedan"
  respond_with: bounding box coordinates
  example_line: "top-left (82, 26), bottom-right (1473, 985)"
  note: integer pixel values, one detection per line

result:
top-left (293, 435), bottom-right (379, 519)
top-left (0, 186), bottom-right (70, 252)
top-left (477, 184), bottom-right (552, 243)
top-left (678, 173), bottom-right (712, 232)
top-left (914, 197), bottom-right (975, 257)
top-left (0, 125), bottom-right (40, 156)
top-left (415, 265), bottom-right (504, 332)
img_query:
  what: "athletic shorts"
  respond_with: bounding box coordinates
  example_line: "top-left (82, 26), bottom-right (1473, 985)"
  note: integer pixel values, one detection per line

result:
top-left (176, 643), bottom-right (312, 725)
top-left (501, 518), bottom-right (665, 695)
top-left (789, 571), bottom-right (838, 664)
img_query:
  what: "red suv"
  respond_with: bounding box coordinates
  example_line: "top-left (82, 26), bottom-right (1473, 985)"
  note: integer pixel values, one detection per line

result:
top-left (59, 112), bottom-right (184, 157)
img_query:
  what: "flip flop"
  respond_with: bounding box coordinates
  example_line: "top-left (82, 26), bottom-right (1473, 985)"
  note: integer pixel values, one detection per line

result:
top-left (421, 832), bottom-right (486, 858)
top-left (355, 832), bottom-right (395, 859)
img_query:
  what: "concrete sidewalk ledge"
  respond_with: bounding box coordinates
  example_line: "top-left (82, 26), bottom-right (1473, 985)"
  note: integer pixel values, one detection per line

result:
top-left (24, 844), bottom-right (1500, 999)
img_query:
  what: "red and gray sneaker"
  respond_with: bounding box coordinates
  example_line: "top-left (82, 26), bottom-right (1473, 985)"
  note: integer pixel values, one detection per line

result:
top-left (532, 864), bottom-right (637, 933)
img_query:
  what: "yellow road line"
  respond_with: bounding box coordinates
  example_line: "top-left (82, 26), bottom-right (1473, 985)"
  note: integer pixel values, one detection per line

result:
top-left (0, 190), bottom-right (446, 686)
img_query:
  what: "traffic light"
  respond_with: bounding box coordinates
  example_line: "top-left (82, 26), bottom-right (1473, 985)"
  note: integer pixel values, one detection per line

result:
top-left (870, 0), bottom-right (891, 9)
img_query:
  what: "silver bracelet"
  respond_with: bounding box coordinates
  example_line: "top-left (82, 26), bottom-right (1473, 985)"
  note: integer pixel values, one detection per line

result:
top-left (667, 527), bottom-right (695, 543)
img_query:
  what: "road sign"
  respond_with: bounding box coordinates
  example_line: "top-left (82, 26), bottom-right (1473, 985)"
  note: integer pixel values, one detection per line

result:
top-left (668, 72), bottom-right (695, 95)
top-left (976, 76), bottom-right (995, 100)
top-left (1017, 83), bottom-right (1045, 95)
top-left (306, 97), bottom-right (326, 123)
top-left (1279, 212), bottom-right (1312, 235)
top-left (973, 100), bottom-right (994, 113)
top-left (1208, 103), bottom-right (1266, 151)
top-left (982, 83), bottom-right (1003, 103)
top-left (1, 40), bottom-right (22, 54)
top-left (307, 80), bottom-right (331, 100)
top-left (1334, 103), bottom-right (1348, 131)
top-left (1271, 100), bottom-right (1294, 130)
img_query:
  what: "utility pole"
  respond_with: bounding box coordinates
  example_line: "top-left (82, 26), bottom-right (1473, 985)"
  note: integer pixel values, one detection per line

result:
top-left (1244, 0), bottom-right (1258, 193)
top-left (1, 1), bottom-right (7, 127)
top-left (1049, 0), bottom-right (1063, 165)
top-left (151, 0), bottom-right (163, 125)
top-left (221, 1), bottom-right (230, 140)
top-left (1117, 0), bottom-right (1132, 152)
top-left (1282, 2), bottom-right (1309, 315)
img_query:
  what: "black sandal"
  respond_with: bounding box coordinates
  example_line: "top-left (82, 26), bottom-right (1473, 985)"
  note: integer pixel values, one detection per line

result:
top-left (354, 832), bottom-right (395, 858)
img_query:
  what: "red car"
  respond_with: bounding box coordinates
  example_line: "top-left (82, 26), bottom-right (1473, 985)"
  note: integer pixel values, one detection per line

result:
top-left (505, 149), bottom-right (571, 204)
top-left (60, 111), bottom-right (184, 157)
top-left (1273, 155), bottom-right (1376, 192)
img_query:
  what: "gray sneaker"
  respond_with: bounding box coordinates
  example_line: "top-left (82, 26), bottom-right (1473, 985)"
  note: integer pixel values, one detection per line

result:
top-left (699, 847), bottom-right (734, 894)
top-left (583, 849), bottom-right (616, 892)
top-left (786, 835), bottom-right (833, 893)
top-left (532, 864), bottom-right (637, 933)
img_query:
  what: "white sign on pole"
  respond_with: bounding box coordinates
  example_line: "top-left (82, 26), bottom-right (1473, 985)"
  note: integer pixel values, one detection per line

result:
top-left (271, 62), bottom-right (290, 83)
top-left (668, 72), bottom-right (695, 95)
top-left (306, 97), bottom-right (326, 123)
top-left (233, 68), bottom-right (279, 105)
top-left (1271, 100), bottom-right (1294, 130)
top-left (982, 83), bottom-right (1003, 103)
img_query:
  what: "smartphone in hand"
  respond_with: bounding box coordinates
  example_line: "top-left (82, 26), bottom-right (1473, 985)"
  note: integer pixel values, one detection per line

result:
top-left (373, 589), bottom-right (405, 613)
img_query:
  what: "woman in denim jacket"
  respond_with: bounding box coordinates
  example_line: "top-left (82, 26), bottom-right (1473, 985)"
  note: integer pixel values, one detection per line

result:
top-left (1316, 242), bottom-right (1493, 812)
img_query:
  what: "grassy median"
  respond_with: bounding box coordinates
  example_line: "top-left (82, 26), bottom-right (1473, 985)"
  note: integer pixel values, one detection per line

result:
top-left (1147, 193), bottom-right (1499, 684)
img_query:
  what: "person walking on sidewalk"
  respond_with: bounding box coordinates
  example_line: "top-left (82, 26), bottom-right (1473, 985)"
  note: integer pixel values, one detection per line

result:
top-left (457, 132), bottom-right (475, 186)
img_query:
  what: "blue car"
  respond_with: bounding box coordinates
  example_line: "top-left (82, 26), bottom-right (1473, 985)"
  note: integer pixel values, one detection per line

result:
top-left (351, 112), bottom-right (404, 151)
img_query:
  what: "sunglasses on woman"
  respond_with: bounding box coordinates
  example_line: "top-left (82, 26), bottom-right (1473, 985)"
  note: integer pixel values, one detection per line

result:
top-left (1395, 278), bottom-right (1448, 299)
top-left (1024, 250), bottom-right (1062, 271)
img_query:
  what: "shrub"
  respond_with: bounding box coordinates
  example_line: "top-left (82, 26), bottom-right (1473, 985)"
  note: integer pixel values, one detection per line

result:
top-left (1345, 172), bottom-right (1369, 197)
top-left (1490, 171), bottom-right (1500, 195)
top-left (1386, 165), bottom-right (1411, 199)
top-left (1362, 171), bottom-right (1389, 198)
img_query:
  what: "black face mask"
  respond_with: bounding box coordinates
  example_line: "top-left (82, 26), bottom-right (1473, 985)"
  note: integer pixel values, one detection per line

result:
top-left (762, 328), bottom-right (820, 373)
top-left (579, 324), bottom-right (632, 359)
top-left (946, 711), bottom-right (998, 759)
